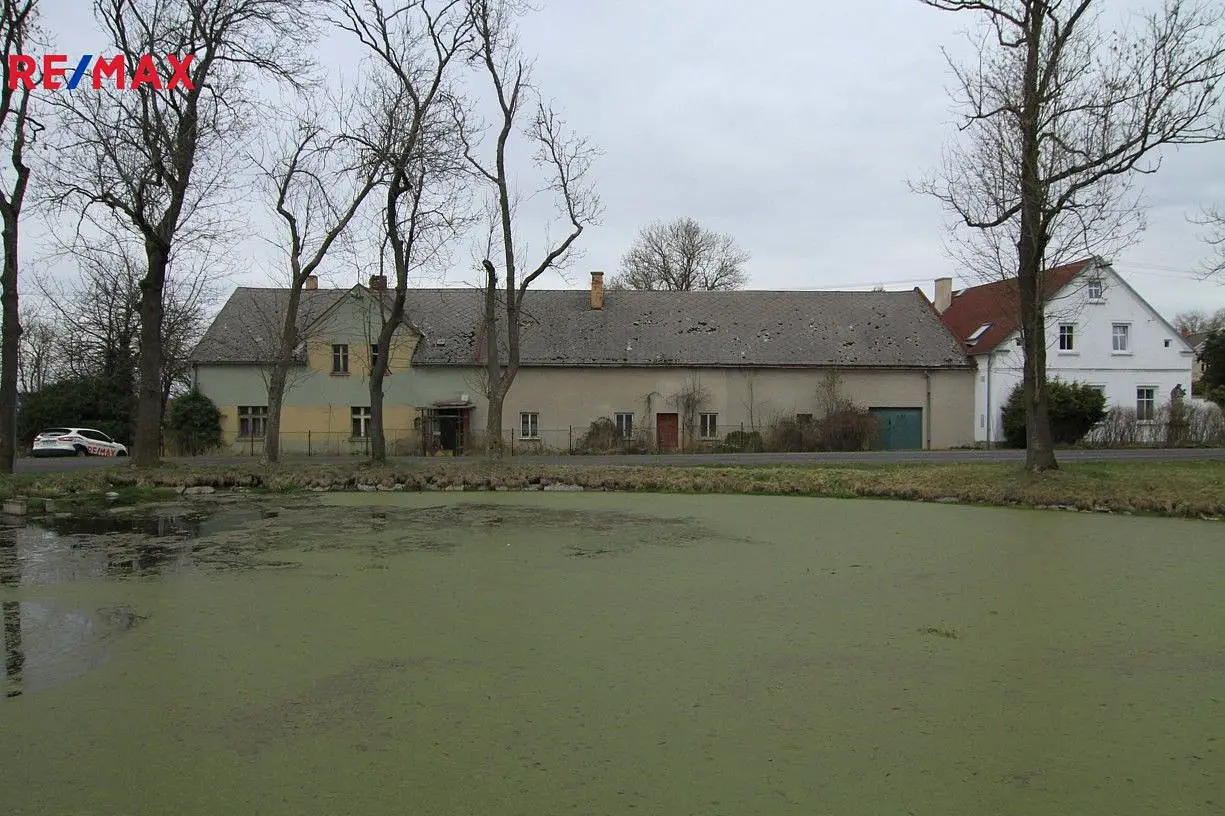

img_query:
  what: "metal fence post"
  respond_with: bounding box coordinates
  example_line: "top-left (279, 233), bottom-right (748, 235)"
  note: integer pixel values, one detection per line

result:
top-left (510, 429), bottom-right (514, 456)
top-left (569, 425), bottom-right (573, 453)
top-left (307, 430), bottom-right (312, 456)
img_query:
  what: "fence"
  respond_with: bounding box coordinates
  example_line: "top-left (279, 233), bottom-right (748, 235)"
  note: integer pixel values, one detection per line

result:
top-left (1080, 401), bottom-right (1225, 448)
top-left (187, 419), bottom-right (875, 458)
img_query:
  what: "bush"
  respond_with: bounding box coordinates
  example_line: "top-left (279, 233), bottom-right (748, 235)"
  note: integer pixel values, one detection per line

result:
top-left (17, 376), bottom-right (132, 445)
top-left (765, 417), bottom-right (820, 452)
top-left (1083, 402), bottom-right (1225, 448)
top-left (165, 389), bottom-right (223, 455)
top-left (722, 430), bottom-right (764, 452)
top-left (818, 407), bottom-right (880, 451)
top-left (1001, 380), bottom-right (1106, 448)
top-left (575, 417), bottom-right (619, 453)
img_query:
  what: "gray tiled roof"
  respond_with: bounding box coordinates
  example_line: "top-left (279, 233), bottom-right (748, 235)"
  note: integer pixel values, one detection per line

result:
top-left (192, 286), bottom-right (971, 369)
top-left (190, 288), bottom-right (345, 365)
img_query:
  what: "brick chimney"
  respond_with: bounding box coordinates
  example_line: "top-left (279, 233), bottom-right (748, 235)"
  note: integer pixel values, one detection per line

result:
top-left (305, 275), bottom-right (318, 290)
top-left (369, 274), bottom-right (386, 290)
top-left (590, 270), bottom-right (604, 310)
top-left (934, 277), bottom-right (953, 314)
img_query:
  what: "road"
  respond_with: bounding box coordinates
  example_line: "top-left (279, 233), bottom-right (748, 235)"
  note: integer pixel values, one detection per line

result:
top-left (15, 447), bottom-right (1225, 473)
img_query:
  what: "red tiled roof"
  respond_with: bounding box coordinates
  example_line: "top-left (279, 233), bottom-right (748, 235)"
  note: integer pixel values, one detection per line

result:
top-left (939, 259), bottom-right (1094, 353)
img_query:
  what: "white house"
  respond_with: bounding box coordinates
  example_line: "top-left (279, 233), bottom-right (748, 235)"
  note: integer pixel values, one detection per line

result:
top-left (935, 257), bottom-right (1196, 445)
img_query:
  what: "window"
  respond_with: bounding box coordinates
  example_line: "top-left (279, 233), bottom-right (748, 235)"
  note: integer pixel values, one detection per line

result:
top-left (1112, 323), bottom-right (1130, 352)
top-left (614, 412), bottom-right (634, 438)
top-left (699, 412), bottom-right (718, 439)
top-left (967, 323), bottom-right (991, 344)
top-left (332, 344), bottom-right (349, 373)
top-left (1058, 323), bottom-right (1075, 351)
top-left (1136, 387), bottom-right (1156, 421)
top-left (1087, 278), bottom-right (1104, 300)
top-left (370, 343), bottom-right (381, 371)
top-left (239, 406), bottom-right (268, 437)
top-left (351, 406), bottom-right (371, 438)
top-left (520, 412), bottom-right (539, 439)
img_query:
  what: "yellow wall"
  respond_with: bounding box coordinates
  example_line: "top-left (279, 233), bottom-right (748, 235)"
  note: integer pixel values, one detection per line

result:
top-left (217, 403), bottom-right (421, 455)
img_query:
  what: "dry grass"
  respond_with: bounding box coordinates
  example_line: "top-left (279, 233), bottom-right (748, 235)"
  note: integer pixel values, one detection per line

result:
top-left (3, 459), bottom-right (1224, 518)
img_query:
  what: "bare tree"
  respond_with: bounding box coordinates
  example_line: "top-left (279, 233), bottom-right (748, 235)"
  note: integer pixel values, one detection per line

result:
top-left (258, 103), bottom-right (384, 463)
top-left (36, 238), bottom-right (220, 441)
top-left (611, 217), bottom-right (748, 291)
top-left (916, 0), bottom-right (1225, 472)
top-left (464, 0), bottom-right (601, 457)
top-left (46, 0), bottom-right (315, 466)
top-left (0, 0), bottom-right (38, 472)
top-left (16, 304), bottom-right (55, 394)
top-left (335, 0), bottom-right (476, 463)
top-left (1174, 307), bottom-right (1225, 336)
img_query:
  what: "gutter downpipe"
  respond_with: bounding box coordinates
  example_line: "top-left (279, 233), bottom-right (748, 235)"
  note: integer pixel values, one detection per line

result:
top-left (985, 353), bottom-right (993, 449)
top-left (924, 370), bottom-right (932, 450)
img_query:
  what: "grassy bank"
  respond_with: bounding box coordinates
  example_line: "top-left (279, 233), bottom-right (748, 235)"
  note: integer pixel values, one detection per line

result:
top-left (3, 459), bottom-right (1224, 519)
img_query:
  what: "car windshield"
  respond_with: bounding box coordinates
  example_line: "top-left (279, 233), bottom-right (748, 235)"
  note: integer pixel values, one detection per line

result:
top-left (37, 428), bottom-right (73, 437)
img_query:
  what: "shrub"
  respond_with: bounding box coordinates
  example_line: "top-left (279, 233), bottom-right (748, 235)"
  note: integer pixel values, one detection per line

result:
top-left (165, 389), bottom-right (223, 455)
top-left (1084, 401), bottom-right (1225, 448)
top-left (818, 406), bottom-right (880, 451)
top-left (722, 430), bottom-right (764, 452)
top-left (574, 417), bottom-right (649, 454)
top-left (17, 375), bottom-right (132, 445)
top-left (765, 417), bottom-right (820, 452)
top-left (1001, 380), bottom-right (1106, 448)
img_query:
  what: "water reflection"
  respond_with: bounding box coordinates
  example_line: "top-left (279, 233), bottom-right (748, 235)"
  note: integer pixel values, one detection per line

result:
top-left (0, 515), bottom-right (201, 586)
top-left (0, 511), bottom-right (205, 698)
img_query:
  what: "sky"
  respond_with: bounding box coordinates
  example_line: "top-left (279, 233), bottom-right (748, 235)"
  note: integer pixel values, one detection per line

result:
top-left (25, 0), bottom-right (1225, 321)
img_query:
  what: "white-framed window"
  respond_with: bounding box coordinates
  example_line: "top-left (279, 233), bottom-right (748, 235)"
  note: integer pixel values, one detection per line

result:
top-left (614, 412), bottom-right (633, 438)
top-left (699, 412), bottom-right (718, 439)
top-left (1112, 323), bottom-right (1130, 353)
top-left (520, 411), bottom-right (539, 439)
top-left (1136, 387), bottom-right (1156, 421)
top-left (1058, 323), bottom-right (1075, 351)
top-left (238, 406), bottom-right (268, 438)
top-left (351, 406), bottom-right (371, 438)
top-left (332, 343), bottom-right (349, 373)
top-left (1087, 278), bottom-right (1104, 300)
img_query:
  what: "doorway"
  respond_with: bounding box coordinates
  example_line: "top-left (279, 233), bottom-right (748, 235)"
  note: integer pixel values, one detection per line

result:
top-left (656, 413), bottom-right (679, 452)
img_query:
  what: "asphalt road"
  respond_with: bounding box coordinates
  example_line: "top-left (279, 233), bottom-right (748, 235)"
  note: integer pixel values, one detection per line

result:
top-left (15, 447), bottom-right (1225, 473)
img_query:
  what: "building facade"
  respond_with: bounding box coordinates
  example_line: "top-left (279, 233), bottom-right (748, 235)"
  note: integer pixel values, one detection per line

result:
top-left (191, 274), bottom-right (978, 454)
top-left (936, 258), bottom-right (1196, 445)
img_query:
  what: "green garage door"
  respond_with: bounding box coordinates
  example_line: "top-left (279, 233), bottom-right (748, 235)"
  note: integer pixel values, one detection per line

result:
top-left (870, 408), bottom-right (924, 450)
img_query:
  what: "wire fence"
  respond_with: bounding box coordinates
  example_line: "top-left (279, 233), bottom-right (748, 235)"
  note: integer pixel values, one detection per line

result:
top-left (164, 423), bottom-right (781, 458)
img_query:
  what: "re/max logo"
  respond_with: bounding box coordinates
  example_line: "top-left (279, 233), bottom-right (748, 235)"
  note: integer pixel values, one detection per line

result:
top-left (6, 54), bottom-right (195, 90)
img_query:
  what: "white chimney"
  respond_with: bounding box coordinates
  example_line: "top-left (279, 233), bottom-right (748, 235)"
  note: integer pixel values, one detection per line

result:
top-left (934, 277), bottom-right (953, 314)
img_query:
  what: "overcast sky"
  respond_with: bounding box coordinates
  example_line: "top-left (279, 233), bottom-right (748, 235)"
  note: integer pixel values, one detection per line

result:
top-left (31, 0), bottom-right (1225, 320)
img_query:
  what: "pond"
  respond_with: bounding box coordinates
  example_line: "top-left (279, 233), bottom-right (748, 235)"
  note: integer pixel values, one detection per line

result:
top-left (1, 493), bottom-right (1222, 815)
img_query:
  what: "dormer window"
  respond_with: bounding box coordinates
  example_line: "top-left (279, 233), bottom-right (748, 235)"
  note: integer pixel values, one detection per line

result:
top-left (1087, 278), bottom-right (1104, 301)
top-left (967, 323), bottom-right (991, 345)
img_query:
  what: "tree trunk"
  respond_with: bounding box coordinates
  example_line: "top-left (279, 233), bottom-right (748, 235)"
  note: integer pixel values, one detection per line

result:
top-left (263, 285), bottom-right (303, 464)
top-left (134, 243), bottom-right (169, 467)
top-left (1018, 0), bottom-right (1058, 473)
top-left (368, 296), bottom-right (404, 463)
top-left (369, 369), bottom-right (386, 462)
top-left (483, 261), bottom-right (504, 458)
top-left (0, 211), bottom-right (20, 473)
top-left (485, 390), bottom-right (505, 459)
top-left (264, 364), bottom-right (288, 463)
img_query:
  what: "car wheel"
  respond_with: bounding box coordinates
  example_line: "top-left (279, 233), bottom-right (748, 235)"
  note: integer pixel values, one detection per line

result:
top-left (75, 446), bottom-right (88, 457)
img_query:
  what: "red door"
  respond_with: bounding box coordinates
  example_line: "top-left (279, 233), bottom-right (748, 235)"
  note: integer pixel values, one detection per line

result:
top-left (656, 413), bottom-right (679, 452)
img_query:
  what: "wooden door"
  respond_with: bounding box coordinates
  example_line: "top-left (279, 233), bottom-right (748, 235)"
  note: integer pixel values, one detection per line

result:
top-left (656, 413), bottom-right (679, 452)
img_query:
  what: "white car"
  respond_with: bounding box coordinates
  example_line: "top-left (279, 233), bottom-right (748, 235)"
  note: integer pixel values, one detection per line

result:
top-left (31, 427), bottom-right (129, 458)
